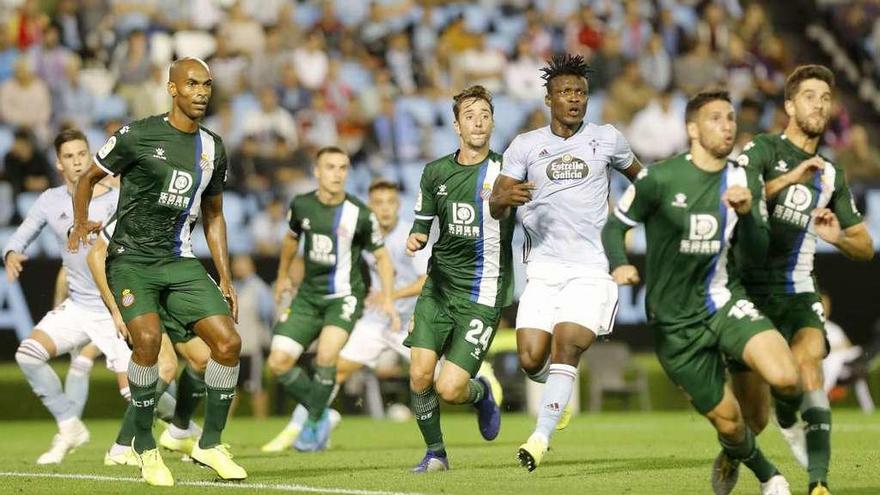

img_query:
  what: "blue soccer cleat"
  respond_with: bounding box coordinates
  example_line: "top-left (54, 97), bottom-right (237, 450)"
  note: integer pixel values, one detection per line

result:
top-left (410, 450), bottom-right (449, 473)
top-left (474, 376), bottom-right (501, 441)
top-left (294, 410), bottom-right (331, 452)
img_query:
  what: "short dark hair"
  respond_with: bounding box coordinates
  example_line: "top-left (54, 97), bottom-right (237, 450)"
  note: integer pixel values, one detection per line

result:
top-left (784, 64), bottom-right (835, 101)
top-left (684, 89), bottom-right (732, 123)
top-left (540, 53), bottom-right (591, 91)
top-left (315, 145), bottom-right (347, 160)
top-left (452, 85), bottom-right (494, 121)
top-left (368, 178), bottom-right (400, 194)
top-left (53, 128), bottom-right (89, 154)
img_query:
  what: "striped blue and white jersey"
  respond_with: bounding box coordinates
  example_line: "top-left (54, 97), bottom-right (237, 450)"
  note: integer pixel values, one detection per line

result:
top-left (3, 186), bottom-right (118, 312)
top-left (502, 122), bottom-right (634, 271)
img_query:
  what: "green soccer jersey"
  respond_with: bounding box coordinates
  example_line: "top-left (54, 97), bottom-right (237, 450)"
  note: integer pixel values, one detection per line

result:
top-left (410, 150), bottom-right (514, 308)
top-left (736, 133), bottom-right (863, 294)
top-left (94, 114), bottom-right (228, 260)
top-left (604, 153), bottom-right (768, 329)
top-left (288, 191), bottom-right (383, 298)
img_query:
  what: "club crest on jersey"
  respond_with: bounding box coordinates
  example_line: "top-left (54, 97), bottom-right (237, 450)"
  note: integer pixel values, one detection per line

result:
top-left (159, 170), bottom-right (194, 209)
top-left (680, 214), bottom-right (721, 254)
top-left (121, 289), bottom-right (135, 308)
top-left (447, 202), bottom-right (480, 238)
top-left (309, 233), bottom-right (336, 265)
top-left (199, 152), bottom-right (213, 171)
top-left (546, 154), bottom-right (588, 183)
top-left (480, 182), bottom-right (492, 200)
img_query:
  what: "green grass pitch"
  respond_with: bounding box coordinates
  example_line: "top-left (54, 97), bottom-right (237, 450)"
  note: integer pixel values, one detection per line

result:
top-left (0, 411), bottom-right (877, 494)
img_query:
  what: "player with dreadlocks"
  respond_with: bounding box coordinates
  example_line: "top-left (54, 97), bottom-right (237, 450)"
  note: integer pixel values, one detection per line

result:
top-left (490, 54), bottom-right (644, 470)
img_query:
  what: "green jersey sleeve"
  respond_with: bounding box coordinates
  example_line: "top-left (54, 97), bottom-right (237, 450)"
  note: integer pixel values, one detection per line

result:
top-left (733, 166), bottom-right (770, 265)
top-left (358, 208), bottom-right (384, 252)
top-left (614, 168), bottom-right (659, 226)
top-left (287, 197), bottom-right (302, 239)
top-left (411, 165), bottom-right (435, 236)
top-left (94, 125), bottom-right (138, 176)
top-left (830, 168), bottom-right (863, 229)
top-left (204, 141), bottom-right (228, 197)
top-left (736, 135), bottom-right (773, 176)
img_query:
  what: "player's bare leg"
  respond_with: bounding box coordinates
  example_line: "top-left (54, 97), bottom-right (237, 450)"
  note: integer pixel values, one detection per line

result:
top-left (517, 329), bottom-right (551, 383)
top-left (789, 327), bottom-right (832, 494)
top-left (188, 315), bottom-right (246, 480)
top-left (16, 329), bottom-right (89, 464)
top-left (518, 322), bottom-right (593, 471)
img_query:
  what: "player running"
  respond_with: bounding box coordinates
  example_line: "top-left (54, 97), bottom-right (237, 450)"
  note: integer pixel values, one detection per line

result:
top-left (69, 58), bottom-right (245, 485)
top-left (6, 128), bottom-right (127, 465)
top-left (602, 89), bottom-right (803, 495)
top-left (406, 85), bottom-right (511, 473)
top-left (490, 53), bottom-right (644, 470)
top-left (730, 65), bottom-right (874, 495)
top-left (265, 147), bottom-right (398, 452)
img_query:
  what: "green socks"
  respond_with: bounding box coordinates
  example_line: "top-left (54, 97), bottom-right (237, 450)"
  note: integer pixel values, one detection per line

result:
top-left (719, 427), bottom-right (778, 483)
top-left (127, 361), bottom-right (159, 453)
top-left (200, 359), bottom-right (239, 449)
top-left (802, 390), bottom-right (831, 485)
top-left (172, 366), bottom-right (206, 429)
top-left (411, 387), bottom-right (444, 454)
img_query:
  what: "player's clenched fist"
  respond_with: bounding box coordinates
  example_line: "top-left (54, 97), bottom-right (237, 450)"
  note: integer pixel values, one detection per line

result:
top-left (493, 181), bottom-right (535, 208)
top-left (406, 233), bottom-right (428, 256)
top-left (722, 185), bottom-right (752, 215)
top-left (67, 221), bottom-right (102, 253)
top-left (611, 265), bottom-right (640, 285)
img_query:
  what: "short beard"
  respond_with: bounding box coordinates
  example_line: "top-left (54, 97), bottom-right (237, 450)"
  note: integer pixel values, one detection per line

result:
top-left (704, 141), bottom-right (734, 159)
top-left (796, 114), bottom-right (826, 138)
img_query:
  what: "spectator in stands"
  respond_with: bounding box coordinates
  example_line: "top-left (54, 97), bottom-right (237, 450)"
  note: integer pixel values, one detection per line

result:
top-left (737, 3), bottom-right (773, 52)
top-left (292, 30), bottom-right (329, 91)
top-left (242, 87), bottom-right (299, 155)
top-left (725, 34), bottom-right (757, 104)
top-left (639, 34), bottom-right (672, 92)
top-left (33, 23), bottom-right (72, 91)
top-left (207, 35), bottom-right (248, 103)
top-left (615, 0), bottom-right (651, 59)
top-left (626, 88), bottom-right (687, 164)
top-left (753, 35), bottom-right (787, 101)
top-left (588, 31), bottom-right (625, 93)
top-left (204, 100), bottom-right (244, 154)
top-left (565, 5), bottom-right (603, 57)
top-left (218, 1), bottom-right (266, 57)
top-left (54, 55), bottom-right (96, 129)
top-left (696, 2), bottom-right (730, 53)
top-left (110, 30), bottom-right (152, 116)
top-left (248, 26), bottom-right (291, 92)
top-left (673, 39), bottom-right (724, 96)
top-left (455, 33), bottom-right (505, 94)
top-left (2, 128), bottom-right (52, 202)
top-left (386, 32), bottom-right (417, 95)
top-left (523, 7), bottom-right (554, 59)
top-left (0, 25), bottom-right (20, 83)
top-left (0, 57), bottom-right (51, 143)
top-left (249, 197), bottom-right (290, 256)
top-left (295, 92), bottom-right (338, 149)
top-left (277, 63), bottom-right (310, 115)
top-left (837, 125), bottom-right (880, 184)
top-left (110, 0), bottom-right (156, 36)
top-left (52, 0), bottom-right (84, 54)
top-left (607, 60), bottom-right (656, 123)
top-left (228, 134), bottom-right (270, 198)
top-left (7, 0), bottom-right (48, 51)
top-left (656, 8), bottom-right (686, 56)
top-left (505, 39), bottom-right (545, 101)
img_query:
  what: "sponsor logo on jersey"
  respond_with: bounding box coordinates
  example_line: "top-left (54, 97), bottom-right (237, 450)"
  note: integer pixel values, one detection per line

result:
top-left (152, 147), bottom-right (167, 160)
top-left (309, 233), bottom-right (336, 265)
top-left (775, 160), bottom-right (789, 172)
top-left (437, 184), bottom-right (448, 196)
top-left (302, 218), bottom-right (311, 230)
top-left (538, 148), bottom-right (549, 158)
top-left (98, 136), bottom-right (116, 159)
top-left (119, 125), bottom-right (129, 134)
top-left (680, 213), bottom-right (721, 254)
top-left (159, 170), bottom-right (194, 209)
top-left (121, 289), bottom-right (135, 307)
top-left (447, 202), bottom-right (480, 237)
top-left (773, 184), bottom-right (812, 228)
top-left (546, 154), bottom-right (589, 183)
top-left (671, 193), bottom-right (688, 208)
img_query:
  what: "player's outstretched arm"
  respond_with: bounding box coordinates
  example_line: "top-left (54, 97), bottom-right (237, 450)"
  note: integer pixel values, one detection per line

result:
top-left (602, 215), bottom-right (639, 285)
top-left (87, 236), bottom-right (129, 341)
top-left (69, 164), bottom-right (107, 253)
top-left (373, 246), bottom-right (401, 332)
top-left (274, 233), bottom-right (300, 302)
top-left (4, 190), bottom-right (51, 280)
top-left (812, 211), bottom-right (874, 261)
top-left (489, 175), bottom-right (533, 220)
top-left (202, 193), bottom-right (238, 322)
top-left (765, 156), bottom-right (825, 200)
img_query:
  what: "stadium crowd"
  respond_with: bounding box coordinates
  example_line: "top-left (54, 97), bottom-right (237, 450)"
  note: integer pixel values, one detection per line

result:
top-left (0, 0), bottom-right (878, 258)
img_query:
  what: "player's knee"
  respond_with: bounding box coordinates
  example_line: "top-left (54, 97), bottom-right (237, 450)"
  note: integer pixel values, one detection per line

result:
top-left (715, 415), bottom-right (744, 439)
top-left (434, 378), bottom-right (464, 403)
top-left (409, 367), bottom-right (434, 392)
top-left (157, 358), bottom-right (177, 383)
top-left (766, 369), bottom-right (801, 396)
top-left (518, 348), bottom-right (546, 374)
top-left (214, 333), bottom-right (241, 361)
top-left (740, 403), bottom-right (769, 434)
top-left (15, 338), bottom-right (50, 366)
top-left (267, 352), bottom-right (293, 376)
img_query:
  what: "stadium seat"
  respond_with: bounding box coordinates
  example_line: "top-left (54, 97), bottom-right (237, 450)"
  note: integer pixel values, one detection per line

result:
top-left (583, 342), bottom-right (651, 412)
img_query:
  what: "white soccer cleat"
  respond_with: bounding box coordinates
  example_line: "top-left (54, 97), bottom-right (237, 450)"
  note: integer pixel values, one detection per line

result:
top-left (760, 474), bottom-right (791, 495)
top-left (777, 420), bottom-right (808, 468)
top-left (37, 418), bottom-right (90, 464)
top-left (37, 434), bottom-right (69, 465)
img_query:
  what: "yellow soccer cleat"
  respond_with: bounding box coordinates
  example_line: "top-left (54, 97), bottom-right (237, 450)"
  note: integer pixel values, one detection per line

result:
top-left (516, 434), bottom-right (549, 472)
top-left (159, 428), bottom-right (197, 456)
top-left (261, 424), bottom-right (301, 453)
top-left (191, 444), bottom-right (247, 481)
top-left (104, 446), bottom-right (139, 467)
top-left (134, 448), bottom-right (174, 487)
top-left (810, 482), bottom-right (831, 495)
top-left (555, 403), bottom-right (573, 431)
top-left (477, 360), bottom-right (504, 407)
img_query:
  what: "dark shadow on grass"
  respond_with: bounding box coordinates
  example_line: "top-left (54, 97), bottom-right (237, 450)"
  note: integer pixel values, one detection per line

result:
top-left (467, 456), bottom-right (707, 473)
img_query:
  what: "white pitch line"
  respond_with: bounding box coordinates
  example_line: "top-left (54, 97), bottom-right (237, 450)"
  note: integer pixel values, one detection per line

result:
top-left (0, 472), bottom-right (431, 495)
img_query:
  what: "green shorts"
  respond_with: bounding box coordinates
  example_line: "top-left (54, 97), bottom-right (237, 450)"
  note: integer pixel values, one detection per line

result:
top-left (749, 291), bottom-right (825, 342)
top-left (273, 291), bottom-right (364, 348)
top-left (404, 280), bottom-right (502, 377)
top-left (158, 305), bottom-right (196, 344)
top-left (107, 256), bottom-right (230, 328)
top-left (654, 297), bottom-right (776, 415)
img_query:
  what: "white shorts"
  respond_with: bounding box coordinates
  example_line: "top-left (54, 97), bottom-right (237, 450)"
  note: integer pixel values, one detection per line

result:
top-left (516, 262), bottom-right (619, 337)
top-left (338, 312), bottom-right (410, 369)
top-left (35, 299), bottom-right (131, 372)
